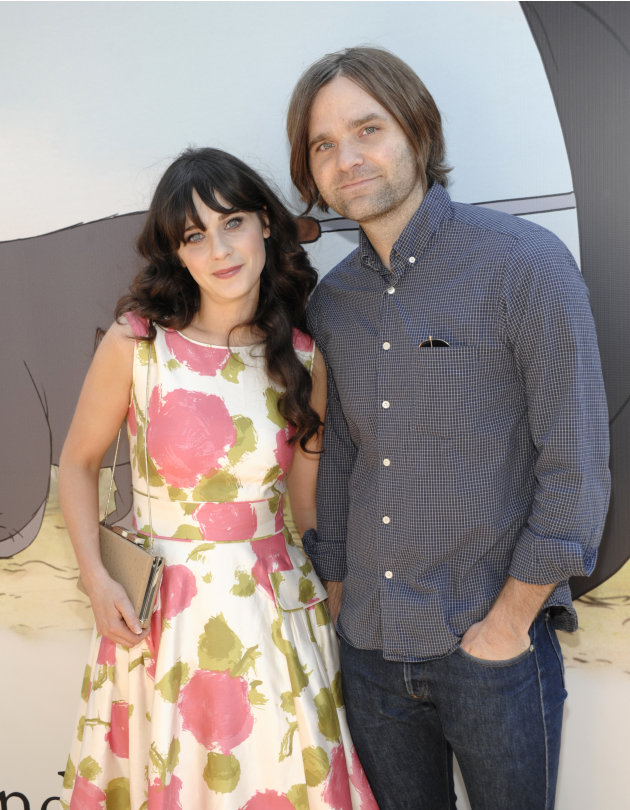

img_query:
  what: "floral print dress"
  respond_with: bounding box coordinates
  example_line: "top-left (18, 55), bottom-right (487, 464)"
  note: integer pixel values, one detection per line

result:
top-left (61, 314), bottom-right (377, 810)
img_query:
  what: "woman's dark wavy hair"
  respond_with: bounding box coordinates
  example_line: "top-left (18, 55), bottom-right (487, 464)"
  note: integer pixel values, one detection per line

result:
top-left (116, 147), bottom-right (320, 449)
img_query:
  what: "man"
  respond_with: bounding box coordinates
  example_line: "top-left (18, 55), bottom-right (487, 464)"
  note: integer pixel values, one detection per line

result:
top-left (287, 47), bottom-right (610, 810)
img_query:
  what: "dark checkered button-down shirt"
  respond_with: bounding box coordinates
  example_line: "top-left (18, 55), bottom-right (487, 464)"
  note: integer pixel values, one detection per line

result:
top-left (305, 183), bottom-right (610, 661)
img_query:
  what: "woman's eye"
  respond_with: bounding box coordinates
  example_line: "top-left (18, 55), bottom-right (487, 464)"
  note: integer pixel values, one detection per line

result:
top-left (225, 216), bottom-right (243, 230)
top-left (185, 232), bottom-right (204, 244)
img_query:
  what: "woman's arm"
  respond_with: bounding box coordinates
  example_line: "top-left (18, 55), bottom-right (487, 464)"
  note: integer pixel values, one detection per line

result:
top-left (58, 320), bottom-right (149, 646)
top-left (287, 346), bottom-right (326, 537)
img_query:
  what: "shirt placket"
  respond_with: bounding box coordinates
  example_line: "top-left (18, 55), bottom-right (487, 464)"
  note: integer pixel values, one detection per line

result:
top-left (376, 252), bottom-right (419, 652)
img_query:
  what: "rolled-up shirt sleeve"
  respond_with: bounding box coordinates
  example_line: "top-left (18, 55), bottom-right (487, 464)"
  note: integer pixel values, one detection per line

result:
top-left (505, 235), bottom-right (611, 585)
top-left (305, 289), bottom-right (356, 581)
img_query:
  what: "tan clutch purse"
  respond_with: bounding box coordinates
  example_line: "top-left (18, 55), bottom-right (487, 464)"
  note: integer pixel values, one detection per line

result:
top-left (78, 524), bottom-right (164, 627)
top-left (77, 326), bottom-right (164, 628)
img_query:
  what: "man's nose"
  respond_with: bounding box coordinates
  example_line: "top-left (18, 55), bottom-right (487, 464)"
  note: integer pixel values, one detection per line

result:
top-left (336, 138), bottom-right (364, 172)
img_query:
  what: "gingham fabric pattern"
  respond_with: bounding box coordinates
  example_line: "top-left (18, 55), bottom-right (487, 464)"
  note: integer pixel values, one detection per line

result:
top-left (305, 183), bottom-right (610, 662)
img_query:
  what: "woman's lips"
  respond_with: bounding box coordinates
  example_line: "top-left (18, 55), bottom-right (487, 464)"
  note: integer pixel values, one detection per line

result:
top-left (213, 265), bottom-right (242, 279)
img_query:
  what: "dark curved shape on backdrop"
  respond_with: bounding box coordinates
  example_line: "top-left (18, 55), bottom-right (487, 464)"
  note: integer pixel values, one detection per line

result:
top-left (522, 2), bottom-right (630, 596)
top-left (0, 215), bottom-right (142, 556)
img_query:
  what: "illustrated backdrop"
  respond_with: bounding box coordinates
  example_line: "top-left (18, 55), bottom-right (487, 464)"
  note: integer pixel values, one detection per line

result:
top-left (0, 2), bottom-right (628, 807)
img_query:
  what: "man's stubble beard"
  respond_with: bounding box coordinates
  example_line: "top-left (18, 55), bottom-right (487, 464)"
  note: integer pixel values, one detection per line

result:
top-left (321, 149), bottom-right (423, 227)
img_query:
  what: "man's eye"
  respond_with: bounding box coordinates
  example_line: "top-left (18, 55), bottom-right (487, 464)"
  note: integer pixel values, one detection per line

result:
top-left (362, 126), bottom-right (377, 135)
top-left (317, 142), bottom-right (334, 153)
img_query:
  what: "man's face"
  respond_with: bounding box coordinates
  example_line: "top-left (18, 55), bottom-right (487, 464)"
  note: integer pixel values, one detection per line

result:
top-left (307, 75), bottom-right (424, 226)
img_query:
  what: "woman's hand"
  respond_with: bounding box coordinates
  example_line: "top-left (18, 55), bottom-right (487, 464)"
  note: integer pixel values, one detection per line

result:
top-left (84, 570), bottom-right (150, 647)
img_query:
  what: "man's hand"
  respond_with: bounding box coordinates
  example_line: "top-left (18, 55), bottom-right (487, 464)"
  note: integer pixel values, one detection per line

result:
top-left (460, 576), bottom-right (556, 661)
top-left (460, 618), bottom-right (530, 661)
top-left (322, 580), bottom-right (343, 624)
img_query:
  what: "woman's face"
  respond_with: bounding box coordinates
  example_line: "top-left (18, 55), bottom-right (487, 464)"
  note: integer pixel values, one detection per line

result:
top-left (176, 189), bottom-right (270, 311)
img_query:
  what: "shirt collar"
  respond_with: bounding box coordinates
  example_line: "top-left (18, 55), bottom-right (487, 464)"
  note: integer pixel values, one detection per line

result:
top-left (358, 183), bottom-right (454, 281)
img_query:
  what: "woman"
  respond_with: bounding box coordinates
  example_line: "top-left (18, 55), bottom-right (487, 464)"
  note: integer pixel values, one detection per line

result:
top-left (59, 148), bottom-right (377, 809)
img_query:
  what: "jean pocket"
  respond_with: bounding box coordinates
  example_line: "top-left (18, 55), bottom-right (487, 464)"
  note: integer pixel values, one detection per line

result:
top-left (455, 642), bottom-right (534, 668)
top-left (544, 615), bottom-right (566, 689)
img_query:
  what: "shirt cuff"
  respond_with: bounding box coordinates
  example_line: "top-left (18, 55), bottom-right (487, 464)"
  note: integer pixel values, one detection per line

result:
top-left (302, 528), bottom-right (347, 581)
top-left (508, 527), bottom-right (598, 585)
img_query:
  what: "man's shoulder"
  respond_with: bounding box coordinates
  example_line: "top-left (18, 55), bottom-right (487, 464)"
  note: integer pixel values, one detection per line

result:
top-left (449, 199), bottom-right (577, 272)
top-left (451, 199), bottom-right (568, 251)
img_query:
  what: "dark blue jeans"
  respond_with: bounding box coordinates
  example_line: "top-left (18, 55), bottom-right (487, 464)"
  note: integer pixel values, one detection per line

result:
top-left (339, 612), bottom-right (566, 810)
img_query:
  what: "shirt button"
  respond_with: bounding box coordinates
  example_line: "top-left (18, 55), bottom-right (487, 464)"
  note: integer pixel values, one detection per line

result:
top-left (384, 570), bottom-right (393, 579)
top-left (408, 256), bottom-right (416, 264)
top-left (382, 341), bottom-right (391, 350)
top-left (382, 516), bottom-right (390, 524)
top-left (387, 286), bottom-right (395, 294)
top-left (383, 458), bottom-right (391, 466)
top-left (382, 400), bottom-right (390, 409)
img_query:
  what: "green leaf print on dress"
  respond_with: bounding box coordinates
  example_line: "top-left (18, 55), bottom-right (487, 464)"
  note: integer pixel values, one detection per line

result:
top-left (279, 720), bottom-right (299, 761)
top-left (271, 614), bottom-right (310, 696)
top-left (203, 752), bottom-right (241, 793)
top-left (264, 387), bottom-right (286, 429)
top-left (227, 414), bottom-right (258, 465)
top-left (78, 755), bottom-right (102, 781)
top-left (132, 398), bottom-right (163, 488)
top-left (314, 688), bottom-right (342, 743)
top-left (193, 469), bottom-right (239, 502)
top-left (150, 738), bottom-right (181, 784)
top-left (231, 569), bottom-right (257, 597)
top-left (198, 613), bottom-right (260, 677)
top-left (248, 680), bottom-right (267, 706)
top-left (301, 746), bottom-right (330, 787)
top-left (220, 352), bottom-right (245, 383)
top-left (105, 777), bottom-right (131, 810)
top-left (287, 783), bottom-right (309, 810)
top-left (156, 661), bottom-right (191, 703)
top-left (198, 614), bottom-right (243, 670)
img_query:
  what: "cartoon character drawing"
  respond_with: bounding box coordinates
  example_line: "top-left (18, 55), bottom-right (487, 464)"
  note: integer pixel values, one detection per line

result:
top-left (1, 2), bottom-right (628, 603)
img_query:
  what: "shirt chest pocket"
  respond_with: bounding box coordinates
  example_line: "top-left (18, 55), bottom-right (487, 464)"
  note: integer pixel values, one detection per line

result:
top-left (409, 347), bottom-right (514, 437)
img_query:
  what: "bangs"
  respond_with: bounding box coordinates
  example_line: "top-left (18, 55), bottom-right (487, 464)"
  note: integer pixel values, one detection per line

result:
top-left (157, 161), bottom-right (265, 250)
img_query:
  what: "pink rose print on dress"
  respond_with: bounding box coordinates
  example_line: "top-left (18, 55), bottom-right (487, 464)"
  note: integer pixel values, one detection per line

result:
top-left (292, 328), bottom-right (314, 353)
top-left (96, 636), bottom-right (116, 666)
top-left (274, 428), bottom-right (294, 481)
top-left (240, 790), bottom-right (295, 810)
top-left (161, 564), bottom-right (198, 620)
top-left (148, 773), bottom-right (183, 810)
top-left (179, 670), bottom-right (254, 752)
top-left (165, 330), bottom-right (231, 376)
top-left (195, 500), bottom-right (258, 543)
top-left (105, 701), bottom-right (129, 759)
top-left (322, 743), bottom-right (353, 809)
top-left (69, 776), bottom-right (106, 810)
top-left (147, 387), bottom-right (236, 488)
top-left (350, 748), bottom-right (379, 809)
top-left (251, 533), bottom-right (293, 601)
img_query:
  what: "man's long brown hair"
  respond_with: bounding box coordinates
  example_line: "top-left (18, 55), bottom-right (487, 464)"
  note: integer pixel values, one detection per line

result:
top-left (287, 46), bottom-right (450, 213)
